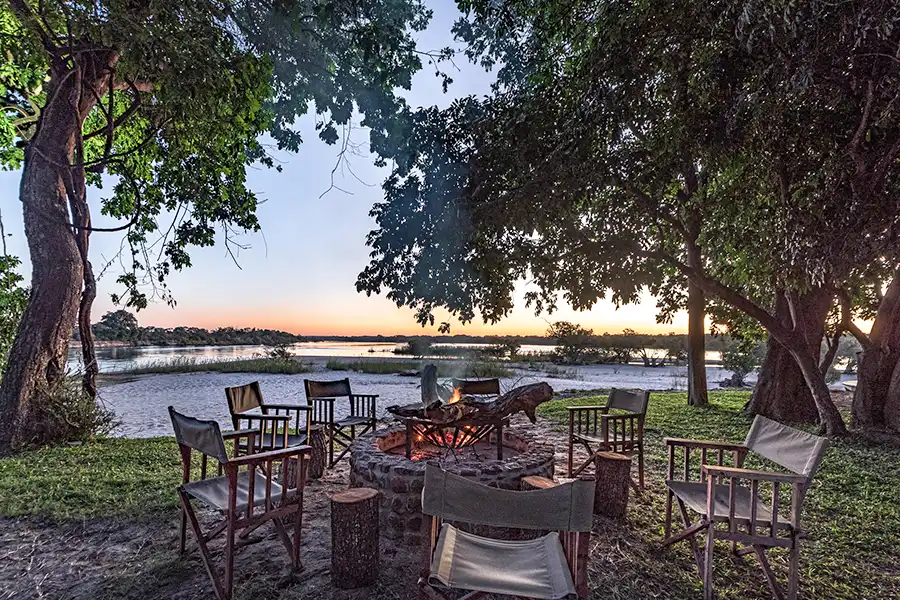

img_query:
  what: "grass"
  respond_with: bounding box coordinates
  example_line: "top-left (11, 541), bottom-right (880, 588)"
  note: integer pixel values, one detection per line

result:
top-left (325, 358), bottom-right (513, 378)
top-left (116, 356), bottom-right (313, 375)
top-left (1, 390), bottom-right (897, 598)
top-left (538, 391), bottom-right (900, 599)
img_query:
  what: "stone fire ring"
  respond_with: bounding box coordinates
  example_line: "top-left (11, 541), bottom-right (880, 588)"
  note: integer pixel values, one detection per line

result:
top-left (348, 425), bottom-right (556, 545)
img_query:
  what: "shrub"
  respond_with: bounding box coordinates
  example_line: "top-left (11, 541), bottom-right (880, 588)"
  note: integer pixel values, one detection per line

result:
top-left (30, 376), bottom-right (119, 446)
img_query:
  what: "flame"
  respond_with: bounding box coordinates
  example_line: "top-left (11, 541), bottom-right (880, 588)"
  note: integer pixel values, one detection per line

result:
top-left (448, 387), bottom-right (462, 404)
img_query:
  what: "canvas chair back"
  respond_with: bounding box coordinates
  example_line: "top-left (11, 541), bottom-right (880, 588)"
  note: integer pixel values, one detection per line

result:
top-left (225, 381), bottom-right (263, 415)
top-left (168, 406), bottom-right (229, 464)
top-left (744, 415), bottom-right (829, 479)
top-left (607, 388), bottom-right (650, 414)
top-left (451, 378), bottom-right (500, 395)
top-left (304, 378), bottom-right (352, 399)
top-left (422, 465), bottom-right (594, 532)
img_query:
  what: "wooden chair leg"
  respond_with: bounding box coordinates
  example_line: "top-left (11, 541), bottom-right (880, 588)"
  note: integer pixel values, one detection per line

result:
top-left (179, 505), bottom-right (187, 554)
top-left (787, 537), bottom-right (800, 600)
top-left (328, 426), bottom-right (335, 468)
top-left (180, 491), bottom-right (227, 600)
top-left (637, 445), bottom-right (645, 490)
top-left (664, 489), bottom-right (673, 539)
top-left (224, 515), bottom-right (236, 600)
top-left (567, 435), bottom-right (574, 478)
top-left (753, 545), bottom-right (786, 600)
top-left (677, 499), bottom-right (706, 575)
top-left (703, 522), bottom-right (715, 600)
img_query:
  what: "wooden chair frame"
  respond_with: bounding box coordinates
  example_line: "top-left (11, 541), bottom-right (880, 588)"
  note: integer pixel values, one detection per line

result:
top-left (660, 432), bottom-right (821, 600)
top-left (225, 381), bottom-right (313, 454)
top-left (171, 409), bottom-right (311, 600)
top-left (303, 378), bottom-right (378, 467)
top-left (419, 470), bottom-right (593, 600)
top-left (567, 388), bottom-right (650, 489)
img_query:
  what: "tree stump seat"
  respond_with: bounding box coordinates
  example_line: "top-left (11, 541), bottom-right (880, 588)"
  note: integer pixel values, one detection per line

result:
top-left (593, 451), bottom-right (630, 519)
top-left (330, 487), bottom-right (380, 589)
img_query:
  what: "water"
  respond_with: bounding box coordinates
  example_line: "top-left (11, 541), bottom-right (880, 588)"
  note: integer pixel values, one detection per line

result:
top-left (68, 341), bottom-right (724, 373)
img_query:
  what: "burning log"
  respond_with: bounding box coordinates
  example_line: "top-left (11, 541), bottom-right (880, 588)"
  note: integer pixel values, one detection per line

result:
top-left (388, 368), bottom-right (554, 425)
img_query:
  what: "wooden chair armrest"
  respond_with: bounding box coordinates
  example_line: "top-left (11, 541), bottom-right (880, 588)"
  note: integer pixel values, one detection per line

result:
top-left (227, 444), bottom-right (312, 467)
top-left (311, 397), bottom-right (336, 404)
top-left (702, 465), bottom-right (808, 484)
top-left (264, 404), bottom-right (313, 411)
top-left (664, 437), bottom-right (746, 452)
top-left (350, 393), bottom-right (379, 399)
top-left (221, 428), bottom-right (259, 440)
top-left (566, 405), bottom-right (608, 412)
top-left (601, 413), bottom-right (639, 421)
top-left (241, 414), bottom-right (292, 423)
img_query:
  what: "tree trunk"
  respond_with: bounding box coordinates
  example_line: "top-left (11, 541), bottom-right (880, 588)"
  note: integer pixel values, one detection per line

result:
top-left (0, 49), bottom-right (115, 453)
top-left (792, 346), bottom-right (847, 435)
top-left (747, 290), bottom-right (825, 424)
top-left (686, 280), bottom-right (708, 406)
top-left (852, 271), bottom-right (900, 432)
top-left (685, 228), bottom-right (708, 406)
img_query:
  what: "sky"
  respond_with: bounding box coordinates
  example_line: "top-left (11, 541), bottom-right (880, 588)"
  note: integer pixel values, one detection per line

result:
top-left (0, 2), bottom-right (689, 337)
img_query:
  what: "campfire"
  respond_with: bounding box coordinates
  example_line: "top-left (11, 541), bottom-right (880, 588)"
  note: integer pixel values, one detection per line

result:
top-left (386, 365), bottom-right (554, 459)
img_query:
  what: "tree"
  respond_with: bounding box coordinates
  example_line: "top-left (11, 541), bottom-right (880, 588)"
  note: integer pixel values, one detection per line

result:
top-left (92, 309), bottom-right (139, 342)
top-left (547, 321), bottom-right (596, 365)
top-left (0, 256), bottom-right (28, 371)
top-left (0, 0), bottom-right (432, 452)
top-left (360, 0), bottom-right (900, 435)
top-left (721, 338), bottom-right (765, 388)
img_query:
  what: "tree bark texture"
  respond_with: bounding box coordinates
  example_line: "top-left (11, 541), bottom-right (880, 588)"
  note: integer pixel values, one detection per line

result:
top-left (330, 487), bottom-right (380, 589)
top-left (686, 280), bottom-right (708, 406)
top-left (0, 48), bottom-right (115, 453)
top-left (592, 451), bottom-right (630, 519)
top-left (852, 273), bottom-right (900, 432)
top-left (747, 290), bottom-right (825, 424)
top-left (685, 225), bottom-right (708, 407)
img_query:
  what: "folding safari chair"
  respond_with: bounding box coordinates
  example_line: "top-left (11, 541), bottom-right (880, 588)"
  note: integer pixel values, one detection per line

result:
top-left (660, 416), bottom-right (829, 600)
top-left (169, 407), bottom-right (311, 600)
top-left (303, 378), bottom-right (378, 467)
top-left (225, 381), bottom-right (312, 454)
top-left (419, 465), bottom-right (595, 600)
top-left (566, 388), bottom-right (650, 489)
top-left (450, 377), bottom-right (501, 396)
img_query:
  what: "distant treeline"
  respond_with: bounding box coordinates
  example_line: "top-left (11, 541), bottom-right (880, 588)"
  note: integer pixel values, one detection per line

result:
top-left (306, 332), bottom-right (731, 351)
top-left (79, 309), bottom-right (732, 350)
top-left (78, 310), bottom-right (303, 347)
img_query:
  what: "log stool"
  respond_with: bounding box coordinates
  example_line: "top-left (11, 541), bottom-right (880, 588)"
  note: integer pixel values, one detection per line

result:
top-left (330, 488), bottom-right (380, 589)
top-left (593, 451), bottom-right (631, 519)
top-left (308, 425), bottom-right (326, 479)
top-left (521, 475), bottom-right (558, 491)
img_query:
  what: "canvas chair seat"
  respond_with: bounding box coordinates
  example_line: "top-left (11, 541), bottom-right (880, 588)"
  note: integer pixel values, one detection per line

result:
top-left (184, 470), bottom-right (283, 513)
top-left (428, 524), bottom-right (576, 599)
top-left (334, 415), bottom-right (370, 428)
top-left (666, 480), bottom-right (794, 530)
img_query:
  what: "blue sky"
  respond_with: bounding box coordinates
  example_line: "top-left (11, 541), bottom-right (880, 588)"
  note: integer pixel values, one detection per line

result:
top-left (0, 2), bottom-right (686, 336)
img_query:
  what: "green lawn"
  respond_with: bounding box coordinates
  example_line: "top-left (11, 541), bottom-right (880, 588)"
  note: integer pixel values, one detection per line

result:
top-left (538, 391), bottom-right (900, 599)
top-left (0, 390), bottom-right (897, 598)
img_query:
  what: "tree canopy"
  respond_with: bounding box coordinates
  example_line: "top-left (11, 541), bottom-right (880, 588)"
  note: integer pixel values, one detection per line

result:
top-left (359, 0), bottom-right (900, 434)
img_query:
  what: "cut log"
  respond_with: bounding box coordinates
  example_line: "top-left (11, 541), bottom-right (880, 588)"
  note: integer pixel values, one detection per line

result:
top-left (593, 451), bottom-right (631, 519)
top-left (388, 367), bottom-right (553, 426)
top-left (307, 425), bottom-right (326, 480)
top-left (331, 487), bottom-right (380, 589)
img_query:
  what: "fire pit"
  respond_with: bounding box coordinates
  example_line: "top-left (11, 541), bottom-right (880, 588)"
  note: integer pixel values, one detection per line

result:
top-left (348, 425), bottom-right (555, 544)
top-left (348, 365), bottom-right (557, 544)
